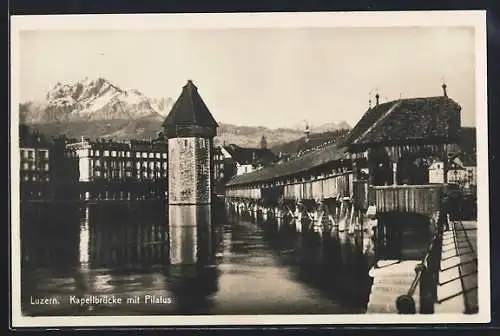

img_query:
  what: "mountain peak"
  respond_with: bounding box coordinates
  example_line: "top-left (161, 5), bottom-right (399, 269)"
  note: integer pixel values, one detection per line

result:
top-left (24, 77), bottom-right (174, 124)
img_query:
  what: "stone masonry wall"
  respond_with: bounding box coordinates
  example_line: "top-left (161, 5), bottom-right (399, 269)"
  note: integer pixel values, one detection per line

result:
top-left (168, 137), bottom-right (211, 204)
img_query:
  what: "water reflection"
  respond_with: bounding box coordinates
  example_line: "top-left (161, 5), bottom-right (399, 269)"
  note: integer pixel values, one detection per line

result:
top-left (20, 200), bottom-right (374, 316)
top-left (168, 205), bottom-right (214, 266)
top-left (83, 202), bottom-right (169, 268)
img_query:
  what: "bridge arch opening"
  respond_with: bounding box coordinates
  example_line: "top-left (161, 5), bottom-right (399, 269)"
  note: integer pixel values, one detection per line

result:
top-left (377, 211), bottom-right (433, 260)
top-left (369, 147), bottom-right (392, 186)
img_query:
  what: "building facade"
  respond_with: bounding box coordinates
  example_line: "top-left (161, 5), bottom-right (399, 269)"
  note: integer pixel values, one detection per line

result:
top-left (220, 143), bottom-right (278, 176)
top-left (65, 138), bottom-right (168, 182)
top-left (20, 136), bottom-right (50, 183)
top-left (19, 126), bottom-right (52, 200)
top-left (213, 146), bottom-right (226, 182)
top-left (447, 153), bottom-right (477, 188)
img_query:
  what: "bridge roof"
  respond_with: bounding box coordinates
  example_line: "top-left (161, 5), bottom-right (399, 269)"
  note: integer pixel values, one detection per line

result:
top-left (225, 142), bottom-right (348, 186)
top-left (226, 94), bottom-right (461, 187)
top-left (342, 96), bottom-right (461, 150)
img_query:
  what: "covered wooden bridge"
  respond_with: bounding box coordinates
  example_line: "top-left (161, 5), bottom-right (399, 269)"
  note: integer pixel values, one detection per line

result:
top-left (225, 86), bottom-right (461, 252)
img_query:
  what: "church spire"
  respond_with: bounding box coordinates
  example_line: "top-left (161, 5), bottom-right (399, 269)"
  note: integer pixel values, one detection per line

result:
top-left (304, 122), bottom-right (310, 143)
top-left (260, 134), bottom-right (267, 149)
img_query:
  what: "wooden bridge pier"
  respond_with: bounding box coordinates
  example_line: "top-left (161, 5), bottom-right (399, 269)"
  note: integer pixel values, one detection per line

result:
top-left (225, 174), bottom-right (369, 237)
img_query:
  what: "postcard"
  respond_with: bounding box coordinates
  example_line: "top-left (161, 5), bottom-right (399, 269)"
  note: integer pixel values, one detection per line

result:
top-left (10, 10), bottom-right (489, 327)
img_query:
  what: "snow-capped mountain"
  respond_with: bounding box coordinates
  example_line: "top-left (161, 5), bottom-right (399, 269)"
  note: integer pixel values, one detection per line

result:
top-left (20, 77), bottom-right (350, 145)
top-left (20, 77), bottom-right (174, 124)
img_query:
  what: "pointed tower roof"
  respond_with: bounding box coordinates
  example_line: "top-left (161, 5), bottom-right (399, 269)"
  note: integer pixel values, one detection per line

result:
top-left (162, 80), bottom-right (218, 138)
top-left (162, 80), bottom-right (218, 128)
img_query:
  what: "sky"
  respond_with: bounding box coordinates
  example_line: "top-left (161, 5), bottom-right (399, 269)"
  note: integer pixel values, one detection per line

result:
top-left (18, 26), bottom-right (477, 129)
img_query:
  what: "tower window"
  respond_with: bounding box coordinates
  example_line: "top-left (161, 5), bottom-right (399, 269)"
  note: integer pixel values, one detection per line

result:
top-left (184, 140), bottom-right (188, 147)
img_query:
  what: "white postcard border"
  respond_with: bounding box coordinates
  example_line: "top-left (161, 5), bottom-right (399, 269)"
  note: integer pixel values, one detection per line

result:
top-left (10, 10), bottom-right (490, 327)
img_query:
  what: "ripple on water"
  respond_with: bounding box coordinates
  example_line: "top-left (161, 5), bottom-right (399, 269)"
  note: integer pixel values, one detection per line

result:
top-left (21, 205), bottom-right (372, 316)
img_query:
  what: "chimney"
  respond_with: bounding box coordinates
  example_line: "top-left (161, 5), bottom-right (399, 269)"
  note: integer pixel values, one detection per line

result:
top-left (442, 82), bottom-right (448, 97)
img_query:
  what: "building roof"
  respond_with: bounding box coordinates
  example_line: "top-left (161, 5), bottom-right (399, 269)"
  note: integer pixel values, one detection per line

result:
top-left (65, 138), bottom-right (166, 152)
top-left (224, 144), bottom-right (278, 166)
top-left (343, 96), bottom-right (461, 150)
top-left (162, 80), bottom-right (218, 128)
top-left (272, 129), bottom-right (350, 158)
top-left (450, 152), bottom-right (477, 167)
top-left (226, 142), bottom-right (348, 186)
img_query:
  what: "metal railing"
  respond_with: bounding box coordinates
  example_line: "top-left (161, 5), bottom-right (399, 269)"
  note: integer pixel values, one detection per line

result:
top-left (395, 217), bottom-right (444, 314)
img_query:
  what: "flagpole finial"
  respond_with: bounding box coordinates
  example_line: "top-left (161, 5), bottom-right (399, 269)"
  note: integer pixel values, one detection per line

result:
top-left (442, 82), bottom-right (448, 97)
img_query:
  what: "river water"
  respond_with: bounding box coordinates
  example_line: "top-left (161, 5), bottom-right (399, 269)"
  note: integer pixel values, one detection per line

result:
top-left (20, 201), bottom-right (376, 316)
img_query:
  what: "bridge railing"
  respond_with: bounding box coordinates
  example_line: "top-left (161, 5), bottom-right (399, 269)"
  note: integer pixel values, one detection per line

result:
top-left (283, 172), bottom-right (352, 201)
top-left (225, 187), bottom-right (262, 200)
top-left (367, 184), bottom-right (443, 218)
top-left (396, 216), bottom-right (444, 314)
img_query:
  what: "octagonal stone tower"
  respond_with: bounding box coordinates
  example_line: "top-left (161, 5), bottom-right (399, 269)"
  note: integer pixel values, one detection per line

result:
top-left (162, 80), bottom-right (218, 206)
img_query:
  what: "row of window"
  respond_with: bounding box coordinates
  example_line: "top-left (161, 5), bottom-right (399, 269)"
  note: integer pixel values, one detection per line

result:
top-left (21, 162), bottom-right (49, 171)
top-left (20, 149), bottom-right (49, 160)
top-left (92, 171), bottom-right (167, 179)
top-left (80, 191), bottom-right (163, 200)
top-left (92, 167), bottom-right (167, 174)
top-left (214, 154), bottom-right (225, 161)
top-left (21, 174), bottom-right (50, 182)
top-left (77, 149), bottom-right (167, 159)
top-left (177, 138), bottom-right (209, 149)
top-left (21, 190), bottom-right (45, 198)
top-left (92, 160), bottom-right (167, 169)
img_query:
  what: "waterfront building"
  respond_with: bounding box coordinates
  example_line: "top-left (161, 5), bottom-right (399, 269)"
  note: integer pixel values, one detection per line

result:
top-left (428, 159), bottom-right (445, 184)
top-left (19, 125), bottom-right (81, 200)
top-left (65, 137), bottom-right (168, 182)
top-left (19, 126), bottom-right (51, 184)
top-left (213, 146), bottom-right (225, 182)
top-left (447, 153), bottom-right (477, 189)
top-left (220, 143), bottom-right (278, 176)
